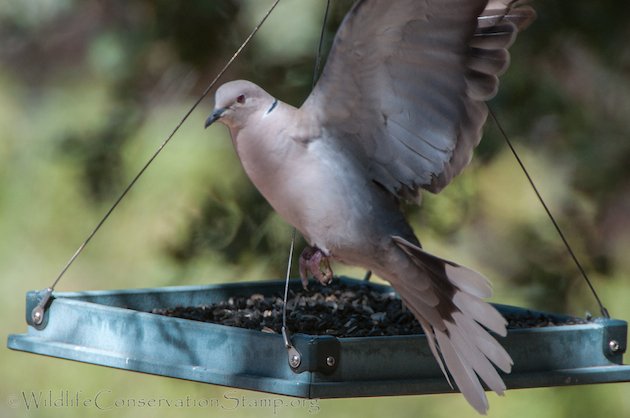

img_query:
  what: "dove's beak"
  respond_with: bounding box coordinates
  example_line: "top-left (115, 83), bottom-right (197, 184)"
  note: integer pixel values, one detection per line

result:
top-left (205, 108), bottom-right (226, 128)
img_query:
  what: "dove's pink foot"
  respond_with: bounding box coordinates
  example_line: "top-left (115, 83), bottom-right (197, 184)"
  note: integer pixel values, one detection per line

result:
top-left (299, 246), bottom-right (334, 289)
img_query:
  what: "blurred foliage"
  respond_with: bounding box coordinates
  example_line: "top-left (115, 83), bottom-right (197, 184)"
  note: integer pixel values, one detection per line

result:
top-left (1, 1), bottom-right (630, 417)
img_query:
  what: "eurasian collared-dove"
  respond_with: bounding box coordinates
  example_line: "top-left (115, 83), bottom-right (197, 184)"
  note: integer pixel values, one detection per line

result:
top-left (205, 0), bottom-right (535, 413)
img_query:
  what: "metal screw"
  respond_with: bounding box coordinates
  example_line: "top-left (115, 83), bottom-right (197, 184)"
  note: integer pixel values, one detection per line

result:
top-left (289, 353), bottom-right (301, 368)
top-left (609, 340), bottom-right (620, 353)
top-left (32, 309), bottom-right (43, 325)
top-left (326, 356), bottom-right (336, 367)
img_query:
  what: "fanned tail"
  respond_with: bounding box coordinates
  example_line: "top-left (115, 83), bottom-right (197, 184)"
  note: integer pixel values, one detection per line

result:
top-left (391, 236), bottom-right (512, 415)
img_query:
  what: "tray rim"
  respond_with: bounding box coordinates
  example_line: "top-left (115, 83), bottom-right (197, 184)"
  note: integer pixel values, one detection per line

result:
top-left (7, 277), bottom-right (630, 399)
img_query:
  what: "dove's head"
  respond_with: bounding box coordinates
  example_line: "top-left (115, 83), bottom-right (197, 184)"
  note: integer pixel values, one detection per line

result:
top-left (205, 80), bottom-right (276, 131)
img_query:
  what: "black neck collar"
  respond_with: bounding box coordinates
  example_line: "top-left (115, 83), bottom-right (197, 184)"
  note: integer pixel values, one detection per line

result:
top-left (265, 98), bottom-right (278, 115)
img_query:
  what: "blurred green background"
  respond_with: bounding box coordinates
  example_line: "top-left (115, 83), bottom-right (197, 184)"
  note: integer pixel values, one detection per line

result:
top-left (2, 0), bottom-right (629, 417)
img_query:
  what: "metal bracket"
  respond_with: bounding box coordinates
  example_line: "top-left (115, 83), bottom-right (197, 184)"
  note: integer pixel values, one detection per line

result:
top-left (282, 326), bottom-right (302, 369)
top-left (27, 288), bottom-right (54, 329)
top-left (302, 335), bottom-right (340, 375)
top-left (282, 331), bottom-right (340, 375)
top-left (601, 318), bottom-right (627, 363)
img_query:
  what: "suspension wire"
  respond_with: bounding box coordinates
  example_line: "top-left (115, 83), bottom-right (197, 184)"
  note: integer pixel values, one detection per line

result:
top-left (281, 228), bottom-right (297, 339)
top-left (46, 0), bottom-right (282, 292)
top-left (488, 107), bottom-right (610, 319)
top-left (282, 0), bottom-right (332, 335)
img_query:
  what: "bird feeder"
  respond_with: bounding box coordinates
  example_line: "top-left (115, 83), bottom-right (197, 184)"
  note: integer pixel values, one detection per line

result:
top-left (8, 277), bottom-right (630, 398)
top-left (7, 0), bottom-right (630, 405)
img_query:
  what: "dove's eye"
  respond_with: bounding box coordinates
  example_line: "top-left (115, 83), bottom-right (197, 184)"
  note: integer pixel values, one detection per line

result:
top-left (236, 94), bottom-right (246, 104)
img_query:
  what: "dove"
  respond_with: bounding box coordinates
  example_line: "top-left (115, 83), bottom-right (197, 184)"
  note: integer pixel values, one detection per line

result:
top-left (205, 0), bottom-right (535, 414)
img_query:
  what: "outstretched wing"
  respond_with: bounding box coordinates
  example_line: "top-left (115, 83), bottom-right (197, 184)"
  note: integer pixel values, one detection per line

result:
top-left (301, 0), bottom-right (535, 199)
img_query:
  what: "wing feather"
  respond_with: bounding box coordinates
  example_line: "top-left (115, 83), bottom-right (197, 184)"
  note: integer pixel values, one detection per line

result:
top-left (301, 0), bottom-right (535, 197)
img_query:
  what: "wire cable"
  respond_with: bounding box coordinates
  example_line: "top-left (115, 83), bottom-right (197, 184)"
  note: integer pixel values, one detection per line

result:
top-left (489, 106), bottom-right (610, 318)
top-left (46, 0), bottom-right (283, 291)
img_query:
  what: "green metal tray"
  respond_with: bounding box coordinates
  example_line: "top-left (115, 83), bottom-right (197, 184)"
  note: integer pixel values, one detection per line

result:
top-left (7, 277), bottom-right (630, 398)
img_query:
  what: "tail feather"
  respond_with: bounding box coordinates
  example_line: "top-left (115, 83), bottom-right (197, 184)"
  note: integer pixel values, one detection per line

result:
top-left (401, 276), bottom-right (441, 307)
top-left (406, 298), bottom-right (454, 389)
top-left (435, 328), bottom-right (489, 413)
top-left (396, 279), bottom-right (451, 334)
top-left (391, 236), bottom-right (512, 415)
top-left (454, 311), bottom-right (513, 373)
top-left (444, 262), bottom-right (492, 299)
top-left (393, 236), bottom-right (492, 299)
top-left (453, 292), bottom-right (508, 336)
top-left (447, 319), bottom-right (506, 394)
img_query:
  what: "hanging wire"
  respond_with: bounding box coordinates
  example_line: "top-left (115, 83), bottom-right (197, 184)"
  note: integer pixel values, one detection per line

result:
top-left (281, 227), bottom-right (297, 345)
top-left (485, 0), bottom-right (610, 319)
top-left (488, 107), bottom-right (610, 319)
top-left (282, 0), bottom-right (332, 338)
top-left (45, 0), bottom-right (282, 292)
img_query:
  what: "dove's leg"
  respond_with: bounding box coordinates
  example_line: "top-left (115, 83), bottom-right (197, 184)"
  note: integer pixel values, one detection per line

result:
top-left (299, 246), bottom-right (334, 288)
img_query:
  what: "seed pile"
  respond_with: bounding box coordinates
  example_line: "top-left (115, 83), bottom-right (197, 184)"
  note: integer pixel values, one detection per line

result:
top-left (152, 280), bottom-right (587, 337)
